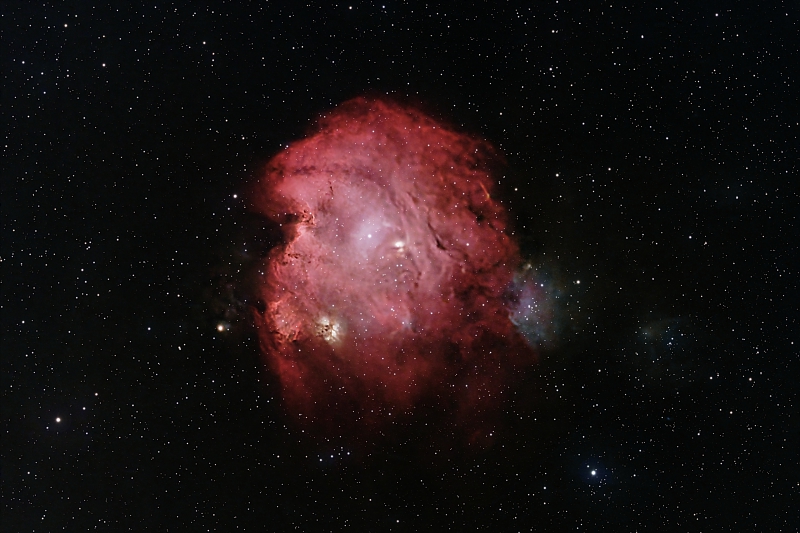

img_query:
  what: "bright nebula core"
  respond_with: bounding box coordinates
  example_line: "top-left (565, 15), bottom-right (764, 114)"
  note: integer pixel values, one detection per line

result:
top-left (251, 97), bottom-right (550, 433)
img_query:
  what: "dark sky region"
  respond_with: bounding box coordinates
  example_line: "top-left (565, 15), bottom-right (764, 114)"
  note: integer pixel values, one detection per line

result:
top-left (3, 1), bottom-right (798, 531)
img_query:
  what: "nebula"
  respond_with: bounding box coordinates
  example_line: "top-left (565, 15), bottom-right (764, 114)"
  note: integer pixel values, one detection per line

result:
top-left (250, 97), bottom-right (539, 434)
top-left (509, 264), bottom-right (559, 348)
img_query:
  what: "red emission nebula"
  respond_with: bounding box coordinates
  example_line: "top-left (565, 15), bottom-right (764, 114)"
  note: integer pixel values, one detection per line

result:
top-left (251, 98), bottom-right (540, 435)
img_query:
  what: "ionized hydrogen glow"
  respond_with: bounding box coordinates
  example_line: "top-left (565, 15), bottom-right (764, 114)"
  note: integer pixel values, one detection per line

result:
top-left (250, 97), bottom-right (553, 435)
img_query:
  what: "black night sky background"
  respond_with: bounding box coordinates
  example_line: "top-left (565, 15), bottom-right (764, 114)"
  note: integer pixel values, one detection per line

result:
top-left (4, 1), bottom-right (798, 531)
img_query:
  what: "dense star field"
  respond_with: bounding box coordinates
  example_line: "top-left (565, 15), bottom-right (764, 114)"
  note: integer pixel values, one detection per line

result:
top-left (4, 2), bottom-right (798, 531)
